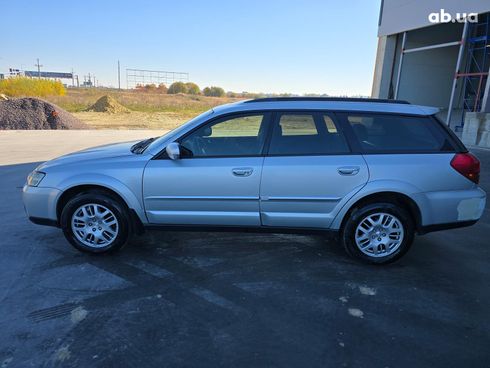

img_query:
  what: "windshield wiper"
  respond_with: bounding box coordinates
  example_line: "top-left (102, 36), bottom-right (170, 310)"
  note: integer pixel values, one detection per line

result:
top-left (130, 137), bottom-right (156, 154)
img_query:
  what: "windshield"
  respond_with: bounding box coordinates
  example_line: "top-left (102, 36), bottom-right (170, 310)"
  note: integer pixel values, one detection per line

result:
top-left (145, 109), bottom-right (214, 152)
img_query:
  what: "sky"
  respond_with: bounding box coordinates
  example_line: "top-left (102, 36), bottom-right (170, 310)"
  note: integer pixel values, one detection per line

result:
top-left (0, 0), bottom-right (381, 96)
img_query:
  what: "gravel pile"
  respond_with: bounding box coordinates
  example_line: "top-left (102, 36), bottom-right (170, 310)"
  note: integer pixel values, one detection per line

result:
top-left (87, 95), bottom-right (130, 113)
top-left (0, 98), bottom-right (88, 130)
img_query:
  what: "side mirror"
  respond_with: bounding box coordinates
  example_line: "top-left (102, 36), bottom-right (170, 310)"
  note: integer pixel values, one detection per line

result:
top-left (166, 142), bottom-right (181, 160)
top-left (202, 126), bottom-right (212, 137)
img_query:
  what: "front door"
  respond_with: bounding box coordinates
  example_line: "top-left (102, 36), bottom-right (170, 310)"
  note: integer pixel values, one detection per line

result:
top-left (143, 113), bottom-right (271, 226)
top-left (260, 111), bottom-right (368, 228)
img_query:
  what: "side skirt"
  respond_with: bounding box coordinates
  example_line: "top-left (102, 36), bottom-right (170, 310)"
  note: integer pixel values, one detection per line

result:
top-left (143, 224), bottom-right (338, 236)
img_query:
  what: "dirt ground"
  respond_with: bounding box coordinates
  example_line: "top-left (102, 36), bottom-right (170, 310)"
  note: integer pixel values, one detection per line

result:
top-left (73, 111), bottom-right (187, 130)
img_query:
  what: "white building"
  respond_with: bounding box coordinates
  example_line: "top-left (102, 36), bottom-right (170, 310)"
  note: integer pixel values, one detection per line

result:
top-left (371, 0), bottom-right (490, 129)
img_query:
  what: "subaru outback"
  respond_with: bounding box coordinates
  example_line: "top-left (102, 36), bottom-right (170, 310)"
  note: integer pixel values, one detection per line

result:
top-left (23, 97), bottom-right (486, 264)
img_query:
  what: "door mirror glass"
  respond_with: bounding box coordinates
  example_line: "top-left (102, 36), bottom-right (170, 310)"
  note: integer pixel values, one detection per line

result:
top-left (166, 142), bottom-right (181, 160)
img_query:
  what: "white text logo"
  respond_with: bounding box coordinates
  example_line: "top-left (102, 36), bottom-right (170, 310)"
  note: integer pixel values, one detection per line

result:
top-left (428, 9), bottom-right (478, 24)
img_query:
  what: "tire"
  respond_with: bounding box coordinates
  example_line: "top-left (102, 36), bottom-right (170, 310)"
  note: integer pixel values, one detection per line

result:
top-left (340, 202), bottom-right (414, 264)
top-left (60, 191), bottom-right (131, 254)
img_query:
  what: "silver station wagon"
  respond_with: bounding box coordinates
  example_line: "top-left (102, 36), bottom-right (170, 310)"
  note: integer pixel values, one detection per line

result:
top-left (23, 97), bottom-right (486, 264)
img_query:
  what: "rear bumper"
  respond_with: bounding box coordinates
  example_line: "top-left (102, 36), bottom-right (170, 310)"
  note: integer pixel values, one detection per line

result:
top-left (414, 187), bottom-right (486, 226)
top-left (418, 219), bottom-right (478, 235)
top-left (23, 185), bottom-right (61, 225)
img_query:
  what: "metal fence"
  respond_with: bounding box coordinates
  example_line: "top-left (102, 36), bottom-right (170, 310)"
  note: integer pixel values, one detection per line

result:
top-left (126, 68), bottom-right (189, 89)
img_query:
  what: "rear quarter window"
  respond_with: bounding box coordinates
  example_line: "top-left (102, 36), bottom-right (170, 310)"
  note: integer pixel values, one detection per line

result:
top-left (343, 114), bottom-right (456, 153)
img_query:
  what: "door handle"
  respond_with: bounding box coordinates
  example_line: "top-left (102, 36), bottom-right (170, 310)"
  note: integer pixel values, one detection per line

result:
top-left (232, 167), bottom-right (253, 177)
top-left (337, 166), bottom-right (360, 176)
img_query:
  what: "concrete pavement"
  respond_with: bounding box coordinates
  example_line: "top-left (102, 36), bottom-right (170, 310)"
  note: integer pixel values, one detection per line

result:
top-left (0, 130), bottom-right (165, 165)
top-left (0, 133), bottom-right (489, 367)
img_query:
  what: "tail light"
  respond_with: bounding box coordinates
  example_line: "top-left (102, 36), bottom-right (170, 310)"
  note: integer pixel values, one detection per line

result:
top-left (450, 153), bottom-right (480, 184)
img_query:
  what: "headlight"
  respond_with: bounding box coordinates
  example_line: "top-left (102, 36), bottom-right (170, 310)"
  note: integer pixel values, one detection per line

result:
top-left (27, 171), bottom-right (46, 187)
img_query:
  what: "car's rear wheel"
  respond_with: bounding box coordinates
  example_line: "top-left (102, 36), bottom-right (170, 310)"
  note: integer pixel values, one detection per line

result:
top-left (340, 202), bottom-right (414, 264)
top-left (60, 192), bottom-right (131, 253)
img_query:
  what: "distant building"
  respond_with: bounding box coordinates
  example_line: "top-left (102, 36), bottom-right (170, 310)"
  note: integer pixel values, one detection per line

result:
top-left (372, 0), bottom-right (490, 128)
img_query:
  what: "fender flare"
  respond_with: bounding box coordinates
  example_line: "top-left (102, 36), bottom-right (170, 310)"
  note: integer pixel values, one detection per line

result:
top-left (56, 173), bottom-right (148, 224)
top-left (330, 180), bottom-right (427, 230)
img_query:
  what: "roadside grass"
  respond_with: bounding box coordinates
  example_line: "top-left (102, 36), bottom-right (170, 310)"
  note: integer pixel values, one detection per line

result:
top-left (72, 111), bottom-right (188, 130)
top-left (44, 88), bottom-right (246, 130)
top-left (46, 88), bottom-right (242, 115)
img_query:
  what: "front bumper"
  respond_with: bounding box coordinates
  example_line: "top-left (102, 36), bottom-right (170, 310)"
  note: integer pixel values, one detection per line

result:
top-left (23, 185), bottom-right (62, 226)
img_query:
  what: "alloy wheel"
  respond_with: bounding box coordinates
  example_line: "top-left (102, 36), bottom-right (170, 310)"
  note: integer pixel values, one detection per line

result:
top-left (354, 212), bottom-right (404, 257)
top-left (71, 203), bottom-right (119, 248)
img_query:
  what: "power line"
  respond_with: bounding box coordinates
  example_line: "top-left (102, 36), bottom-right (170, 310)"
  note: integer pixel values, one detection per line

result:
top-left (34, 58), bottom-right (43, 79)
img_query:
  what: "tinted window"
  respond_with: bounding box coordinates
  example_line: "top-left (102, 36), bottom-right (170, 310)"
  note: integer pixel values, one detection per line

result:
top-left (280, 114), bottom-right (317, 135)
top-left (268, 113), bottom-right (349, 155)
top-left (181, 114), bottom-right (267, 157)
top-left (345, 114), bottom-right (455, 153)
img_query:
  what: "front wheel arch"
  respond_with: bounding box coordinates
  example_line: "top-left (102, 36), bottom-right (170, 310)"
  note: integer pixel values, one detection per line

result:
top-left (57, 185), bottom-right (129, 223)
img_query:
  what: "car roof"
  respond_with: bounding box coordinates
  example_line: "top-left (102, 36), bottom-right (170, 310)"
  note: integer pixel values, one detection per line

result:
top-left (212, 98), bottom-right (439, 116)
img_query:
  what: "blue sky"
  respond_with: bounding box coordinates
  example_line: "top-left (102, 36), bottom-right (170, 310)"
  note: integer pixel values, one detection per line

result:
top-left (0, 0), bottom-right (381, 95)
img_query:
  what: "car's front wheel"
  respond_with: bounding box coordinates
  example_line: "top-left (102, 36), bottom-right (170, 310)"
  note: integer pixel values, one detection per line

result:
top-left (60, 191), bottom-right (131, 253)
top-left (340, 202), bottom-right (414, 264)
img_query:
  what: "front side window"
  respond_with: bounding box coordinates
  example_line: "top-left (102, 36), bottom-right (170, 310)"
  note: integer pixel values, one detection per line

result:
top-left (180, 114), bottom-right (268, 157)
top-left (268, 113), bottom-right (349, 155)
top-left (344, 114), bottom-right (455, 153)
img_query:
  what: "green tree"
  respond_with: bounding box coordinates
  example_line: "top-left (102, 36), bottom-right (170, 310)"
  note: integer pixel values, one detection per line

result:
top-left (203, 86), bottom-right (225, 97)
top-left (185, 82), bottom-right (200, 95)
top-left (167, 81), bottom-right (187, 94)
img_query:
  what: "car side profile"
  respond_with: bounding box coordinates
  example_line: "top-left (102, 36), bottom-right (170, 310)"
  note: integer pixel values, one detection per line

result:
top-left (23, 97), bottom-right (486, 264)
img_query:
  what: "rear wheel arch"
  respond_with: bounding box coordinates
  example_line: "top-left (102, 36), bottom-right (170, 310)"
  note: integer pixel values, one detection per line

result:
top-left (339, 191), bottom-right (422, 233)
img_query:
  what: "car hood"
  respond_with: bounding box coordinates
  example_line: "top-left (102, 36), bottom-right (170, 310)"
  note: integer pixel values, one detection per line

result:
top-left (37, 140), bottom-right (139, 170)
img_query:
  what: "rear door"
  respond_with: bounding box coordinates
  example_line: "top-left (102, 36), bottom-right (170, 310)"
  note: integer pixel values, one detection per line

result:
top-left (259, 111), bottom-right (369, 228)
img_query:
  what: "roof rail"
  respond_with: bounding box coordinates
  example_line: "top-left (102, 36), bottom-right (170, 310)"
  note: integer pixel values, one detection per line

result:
top-left (243, 97), bottom-right (411, 104)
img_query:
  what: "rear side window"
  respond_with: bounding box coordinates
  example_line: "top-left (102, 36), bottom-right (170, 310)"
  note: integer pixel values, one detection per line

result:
top-left (344, 114), bottom-right (455, 153)
top-left (279, 114), bottom-right (317, 136)
top-left (268, 112), bottom-right (350, 155)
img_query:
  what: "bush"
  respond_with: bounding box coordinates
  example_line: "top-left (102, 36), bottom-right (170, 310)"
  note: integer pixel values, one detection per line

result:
top-left (203, 86), bottom-right (225, 97)
top-left (0, 76), bottom-right (66, 97)
top-left (168, 81), bottom-right (187, 94)
top-left (185, 82), bottom-right (200, 95)
top-left (157, 83), bottom-right (168, 93)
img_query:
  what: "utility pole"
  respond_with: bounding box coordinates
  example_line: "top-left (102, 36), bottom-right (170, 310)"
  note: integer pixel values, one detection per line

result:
top-left (118, 60), bottom-right (121, 90)
top-left (35, 58), bottom-right (43, 78)
top-left (71, 68), bottom-right (74, 87)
